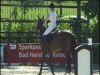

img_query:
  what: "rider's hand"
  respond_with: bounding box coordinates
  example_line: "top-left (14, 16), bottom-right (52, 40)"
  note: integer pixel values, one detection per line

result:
top-left (44, 21), bottom-right (46, 25)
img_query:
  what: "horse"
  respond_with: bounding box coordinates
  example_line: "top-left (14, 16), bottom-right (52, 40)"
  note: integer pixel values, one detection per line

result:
top-left (37, 16), bottom-right (77, 75)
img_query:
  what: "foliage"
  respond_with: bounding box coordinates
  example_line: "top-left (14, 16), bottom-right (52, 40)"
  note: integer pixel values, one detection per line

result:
top-left (1, 0), bottom-right (99, 43)
top-left (81, 0), bottom-right (99, 43)
top-left (82, 1), bottom-right (99, 19)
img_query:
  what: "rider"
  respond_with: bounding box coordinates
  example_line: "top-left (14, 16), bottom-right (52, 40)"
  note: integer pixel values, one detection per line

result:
top-left (43, 3), bottom-right (57, 50)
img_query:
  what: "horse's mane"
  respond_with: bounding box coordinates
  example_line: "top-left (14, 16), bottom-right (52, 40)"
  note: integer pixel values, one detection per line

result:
top-left (40, 26), bottom-right (46, 37)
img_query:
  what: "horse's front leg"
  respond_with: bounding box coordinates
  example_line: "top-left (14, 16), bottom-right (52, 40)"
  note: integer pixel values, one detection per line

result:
top-left (38, 52), bottom-right (46, 75)
top-left (49, 52), bottom-right (55, 75)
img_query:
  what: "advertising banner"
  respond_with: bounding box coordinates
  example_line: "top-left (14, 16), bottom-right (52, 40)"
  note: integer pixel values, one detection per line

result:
top-left (7, 43), bottom-right (67, 64)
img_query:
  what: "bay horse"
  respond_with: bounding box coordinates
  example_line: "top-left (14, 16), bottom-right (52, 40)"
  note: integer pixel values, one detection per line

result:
top-left (37, 16), bottom-right (76, 75)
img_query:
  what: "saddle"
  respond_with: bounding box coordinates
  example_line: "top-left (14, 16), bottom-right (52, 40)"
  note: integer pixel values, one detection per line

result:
top-left (47, 28), bottom-right (57, 42)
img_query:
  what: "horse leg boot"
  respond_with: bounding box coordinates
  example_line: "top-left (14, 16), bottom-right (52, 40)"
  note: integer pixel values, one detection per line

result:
top-left (49, 53), bottom-right (55, 75)
top-left (38, 52), bottom-right (46, 75)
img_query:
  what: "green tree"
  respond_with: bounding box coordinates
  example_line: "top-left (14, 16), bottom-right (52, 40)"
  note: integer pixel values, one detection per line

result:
top-left (82, 0), bottom-right (99, 42)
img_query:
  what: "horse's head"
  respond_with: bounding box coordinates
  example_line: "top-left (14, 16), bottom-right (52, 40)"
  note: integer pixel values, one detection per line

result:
top-left (37, 16), bottom-right (44, 31)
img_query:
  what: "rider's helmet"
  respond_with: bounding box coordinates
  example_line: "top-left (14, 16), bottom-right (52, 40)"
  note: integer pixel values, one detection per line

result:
top-left (49, 3), bottom-right (55, 8)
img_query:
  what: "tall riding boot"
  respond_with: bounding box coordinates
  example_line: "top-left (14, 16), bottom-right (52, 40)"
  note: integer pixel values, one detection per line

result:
top-left (43, 35), bottom-right (49, 50)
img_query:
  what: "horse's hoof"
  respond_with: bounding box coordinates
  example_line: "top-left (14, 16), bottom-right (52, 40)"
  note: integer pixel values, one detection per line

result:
top-left (53, 74), bottom-right (55, 75)
top-left (38, 73), bottom-right (41, 75)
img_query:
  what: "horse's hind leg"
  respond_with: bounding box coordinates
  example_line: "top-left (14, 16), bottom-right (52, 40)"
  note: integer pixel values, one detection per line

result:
top-left (38, 61), bottom-right (44, 75)
top-left (65, 54), bottom-right (72, 75)
top-left (49, 52), bottom-right (55, 75)
top-left (38, 52), bottom-right (46, 75)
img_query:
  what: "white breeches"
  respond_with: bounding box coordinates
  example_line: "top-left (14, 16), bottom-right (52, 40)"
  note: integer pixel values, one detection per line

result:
top-left (43, 23), bottom-right (56, 36)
